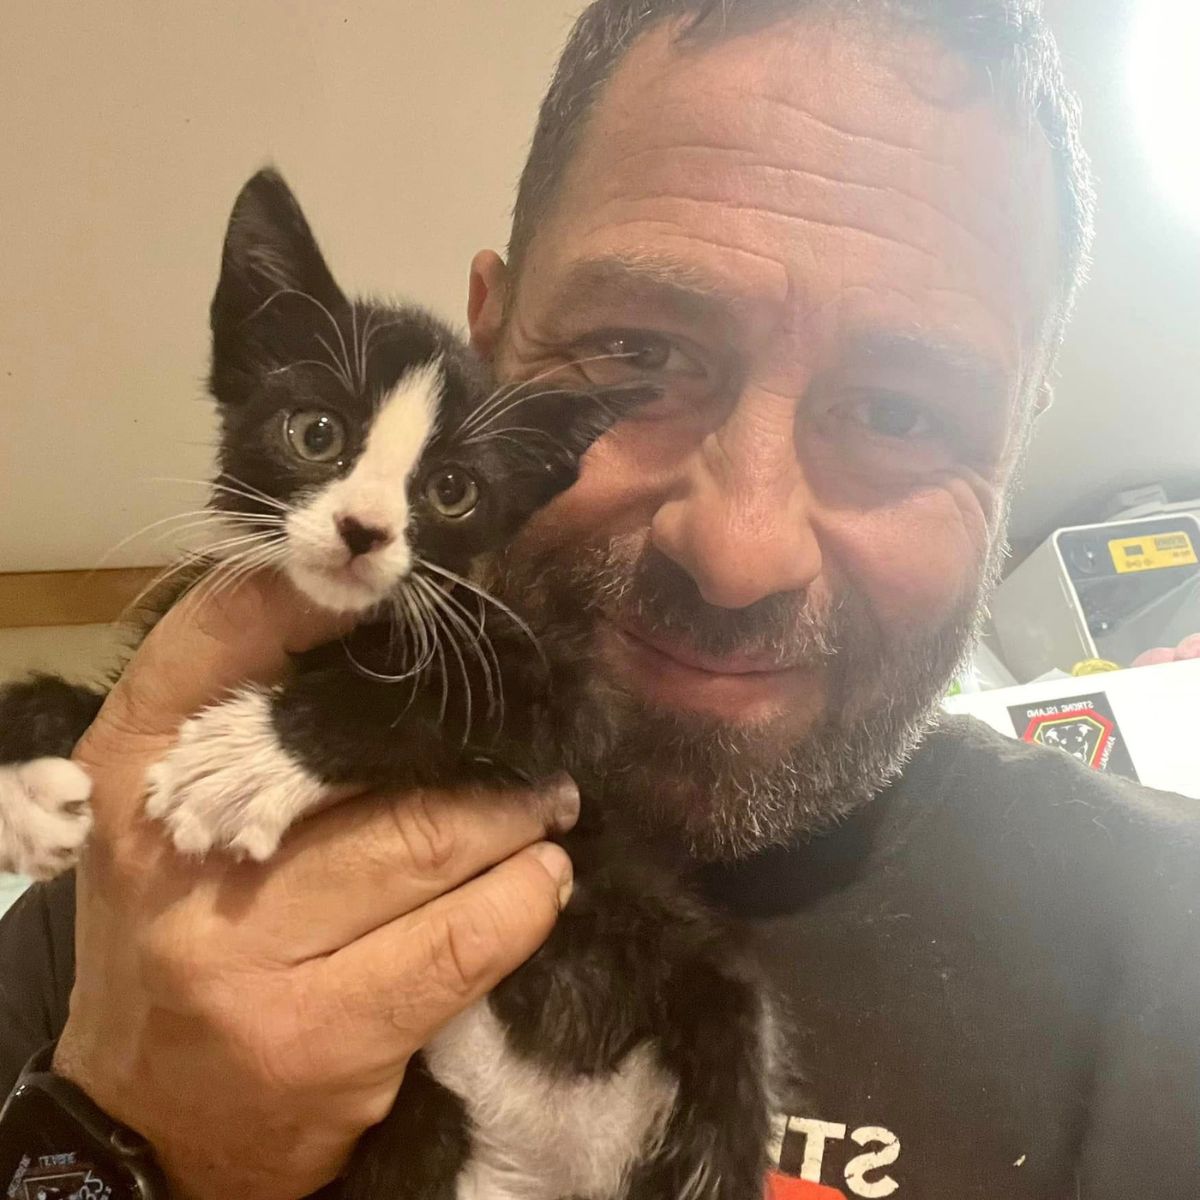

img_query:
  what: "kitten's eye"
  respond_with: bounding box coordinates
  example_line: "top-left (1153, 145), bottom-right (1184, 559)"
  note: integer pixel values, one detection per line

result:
top-left (425, 467), bottom-right (480, 518)
top-left (284, 410), bottom-right (346, 462)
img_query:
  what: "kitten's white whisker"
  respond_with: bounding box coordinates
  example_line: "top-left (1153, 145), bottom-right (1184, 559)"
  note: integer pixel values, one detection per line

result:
top-left (415, 558), bottom-right (546, 671)
top-left (268, 358), bottom-right (358, 390)
top-left (241, 286), bottom-right (357, 394)
top-left (153, 475), bottom-right (294, 516)
top-left (90, 509), bottom-right (241, 571)
top-left (415, 577), bottom-right (475, 744)
top-left (360, 316), bottom-right (413, 375)
top-left (414, 573), bottom-right (491, 731)
top-left (350, 305), bottom-right (362, 392)
top-left (418, 574), bottom-right (504, 728)
top-left (457, 352), bottom-right (640, 437)
top-left (315, 333), bottom-right (355, 393)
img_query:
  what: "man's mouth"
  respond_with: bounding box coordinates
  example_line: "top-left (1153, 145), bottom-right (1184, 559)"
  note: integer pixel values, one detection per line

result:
top-left (601, 617), bottom-right (816, 724)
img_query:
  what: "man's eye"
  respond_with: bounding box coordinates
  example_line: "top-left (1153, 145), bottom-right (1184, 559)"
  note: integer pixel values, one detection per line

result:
top-left (577, 331), bottom-right (707, 382)
top-left (848, 394), bottom-right (940, 440)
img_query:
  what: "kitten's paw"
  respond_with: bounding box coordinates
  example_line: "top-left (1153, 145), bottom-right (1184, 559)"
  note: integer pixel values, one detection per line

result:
top-left (145, 688), bottom-right (325, 861)
top-left (0, 758), bottom-right (93, 880)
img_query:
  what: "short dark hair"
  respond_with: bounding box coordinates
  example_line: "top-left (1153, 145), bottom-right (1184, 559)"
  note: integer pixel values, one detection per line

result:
top-left (508, 0), bottom-right (1094, 338)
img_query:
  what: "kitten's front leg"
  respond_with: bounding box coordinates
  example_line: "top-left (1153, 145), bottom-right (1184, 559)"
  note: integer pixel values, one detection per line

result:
top-left (0, 758), bottom-right (94, 879)
top-left (146, 686), bottom-right (334, 861)
top-left (145, 671), bottom-right (455, 860)
top-left (0, 675), bottom-right (104, 878)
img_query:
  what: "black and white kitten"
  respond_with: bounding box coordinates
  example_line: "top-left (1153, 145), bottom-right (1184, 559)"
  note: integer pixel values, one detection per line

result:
top-left (0, 170), bottom-right (778, 1200)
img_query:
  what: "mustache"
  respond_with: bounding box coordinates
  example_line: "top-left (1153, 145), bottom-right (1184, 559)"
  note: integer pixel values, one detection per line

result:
top-left (559, 536), bottom-right (847, 670)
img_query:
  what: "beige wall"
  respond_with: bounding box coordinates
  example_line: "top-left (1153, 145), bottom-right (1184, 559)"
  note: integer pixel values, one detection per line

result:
top-left (3, 1), bottom-right (1197, 581)
top-left (1, 1), bottom-right (579, 573)
top-left (0, 624), bottom-right (122, 687)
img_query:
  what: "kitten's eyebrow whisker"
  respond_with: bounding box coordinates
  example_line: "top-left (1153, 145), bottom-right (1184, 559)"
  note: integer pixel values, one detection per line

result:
top-left (268, 358), bottom-right (357, 391)
top-left (314, 333), bottom-right (355, 394)
top-left (349, 305), bottom-right (362, 393)
top-left (243, 286), bottom-right (357, 394)
top-left (357, 307), bottom-right (375, 391)
top-left (360, 316), bottom-right (413, 376)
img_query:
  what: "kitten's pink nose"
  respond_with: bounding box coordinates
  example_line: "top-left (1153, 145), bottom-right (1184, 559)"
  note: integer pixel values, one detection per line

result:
top-left (336, 515), bottom-right (393, 557)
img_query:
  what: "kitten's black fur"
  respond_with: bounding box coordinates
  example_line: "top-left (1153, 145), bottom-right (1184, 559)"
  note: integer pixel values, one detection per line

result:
top-left (0, 170), bottom-right (776, 1199)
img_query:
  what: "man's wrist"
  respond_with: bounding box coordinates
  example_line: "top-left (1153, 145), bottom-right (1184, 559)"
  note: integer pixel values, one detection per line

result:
top-left (0, 1043), bottom-right (170, 1198)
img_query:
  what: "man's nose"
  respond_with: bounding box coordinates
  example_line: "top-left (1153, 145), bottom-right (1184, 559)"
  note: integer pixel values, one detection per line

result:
top-left (649, 392), bottom-right (822, 610)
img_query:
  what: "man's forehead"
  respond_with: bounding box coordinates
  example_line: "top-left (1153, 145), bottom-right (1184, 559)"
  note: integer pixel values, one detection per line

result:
top-left (535, 11), bottom-right (1060, 355)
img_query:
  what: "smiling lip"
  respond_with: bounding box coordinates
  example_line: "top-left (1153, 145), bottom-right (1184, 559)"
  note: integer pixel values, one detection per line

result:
top-left (603, 619), bottom-right (807, 722)
top-left (617, 622), bottom-right (789, 676)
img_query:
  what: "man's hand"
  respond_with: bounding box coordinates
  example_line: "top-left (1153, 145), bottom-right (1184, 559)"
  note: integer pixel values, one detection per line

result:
top-left (54, 574), bottom-right (576, 1200)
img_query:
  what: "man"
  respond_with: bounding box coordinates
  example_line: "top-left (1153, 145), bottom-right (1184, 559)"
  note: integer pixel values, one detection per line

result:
top-left (1, 1), bottom-right (1197, 1197)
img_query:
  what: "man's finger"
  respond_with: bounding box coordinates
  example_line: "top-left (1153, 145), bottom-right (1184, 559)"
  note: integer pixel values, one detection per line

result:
top-left (302, 840), bottom-right (572, 1070)
top-left (249, 777), bottom-right (580, 960)
top-left (76, 571), bottom-right (352, 825)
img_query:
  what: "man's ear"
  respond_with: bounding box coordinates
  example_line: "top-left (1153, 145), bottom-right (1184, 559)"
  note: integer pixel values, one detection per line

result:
top-left (209, 167), bottom-right (348, 403)
top-left (467, 250), bottom-right (509, 363)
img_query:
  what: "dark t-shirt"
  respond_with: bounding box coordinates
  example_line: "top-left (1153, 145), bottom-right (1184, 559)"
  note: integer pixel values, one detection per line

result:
top-left (1, 717), bottom-right (1196, 1198)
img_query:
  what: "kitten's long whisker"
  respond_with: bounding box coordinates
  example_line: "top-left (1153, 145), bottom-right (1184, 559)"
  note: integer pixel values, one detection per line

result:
top-left (414, 572), bottom-right (494, 731)
top-left (91, 508), bottom-right (243, 571)
top-left (457, 352), bottom-right (641, 437)
top-left (190, 541), bottom-right (290, 611)
top-left (460, 352), bottom-right (635, 429)
top-left (154, 476), bottom-right (293, 515)
top-left (417, 574), bottom-right (503, 728)
top-left (116, 557), bottom-right (207, 626)
top-left (409, 578), bottom-right (450, 723)
top-left (457, 384), bottom-right (585, 439)
top-left (414, 558), bottom-right (546, 671)
top-left (414, 577), bottom-right (475, 744)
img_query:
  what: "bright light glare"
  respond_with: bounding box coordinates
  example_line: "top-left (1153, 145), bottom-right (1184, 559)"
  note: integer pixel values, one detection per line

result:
top-left (1130, 0), bottom-right (1200, 223)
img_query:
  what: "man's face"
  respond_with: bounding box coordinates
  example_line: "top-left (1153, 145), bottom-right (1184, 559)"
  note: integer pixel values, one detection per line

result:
top-left (470, 15), bottom-right (1059, 858)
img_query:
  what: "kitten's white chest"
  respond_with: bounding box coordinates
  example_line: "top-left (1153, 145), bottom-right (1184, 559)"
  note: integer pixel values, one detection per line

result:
top-left (424, 1000), bottom-right (678, 1200)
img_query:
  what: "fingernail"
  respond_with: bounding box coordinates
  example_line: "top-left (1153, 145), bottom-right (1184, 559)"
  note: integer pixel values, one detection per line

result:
top-left (530, 841), bottom-right (574, 909)
top-left (546, 774), bottom-right (580, 834)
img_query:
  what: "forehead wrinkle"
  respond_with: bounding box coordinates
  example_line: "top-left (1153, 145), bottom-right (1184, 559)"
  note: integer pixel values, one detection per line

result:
top-left (608, 137), bottom-right (1012, 273)
top-left (544, 251), bottom-right (784, 325)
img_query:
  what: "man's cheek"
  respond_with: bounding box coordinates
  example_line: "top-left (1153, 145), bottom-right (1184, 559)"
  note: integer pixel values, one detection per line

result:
top-left (822, 487), bottom-right (990, 632)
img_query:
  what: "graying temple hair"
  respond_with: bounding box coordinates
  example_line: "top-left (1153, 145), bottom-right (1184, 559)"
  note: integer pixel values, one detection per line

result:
top-left (508, 0), bottom-right (1095, 345)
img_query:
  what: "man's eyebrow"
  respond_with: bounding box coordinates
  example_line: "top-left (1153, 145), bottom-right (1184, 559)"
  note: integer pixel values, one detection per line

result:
top-left (545, 254), bottom-right (760, 323)
top-left (847, 330), bottom-right (1011, 399)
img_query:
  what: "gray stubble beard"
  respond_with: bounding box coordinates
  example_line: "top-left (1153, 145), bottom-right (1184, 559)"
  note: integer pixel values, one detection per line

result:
top-left (489, 531), bottom-right (992, 862)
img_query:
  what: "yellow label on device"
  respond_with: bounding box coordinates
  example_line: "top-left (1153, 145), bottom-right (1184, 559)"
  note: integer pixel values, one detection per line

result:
top-left (1108, 531), bottom-right (1198, 574)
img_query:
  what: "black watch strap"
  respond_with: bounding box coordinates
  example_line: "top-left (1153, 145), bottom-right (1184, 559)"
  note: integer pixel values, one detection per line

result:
top-left (0, 1043), bottom-right (171, 1198)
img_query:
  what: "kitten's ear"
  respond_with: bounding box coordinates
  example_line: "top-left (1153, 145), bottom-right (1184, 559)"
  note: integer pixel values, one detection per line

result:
top-left (209, 168), bottom-right (347, 402)
top-left (508, 382), bottom-right (660, 507)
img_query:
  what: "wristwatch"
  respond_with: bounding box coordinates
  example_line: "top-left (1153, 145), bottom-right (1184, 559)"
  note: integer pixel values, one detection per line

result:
top-left (0, 1045), bottom-right (169, 1199)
